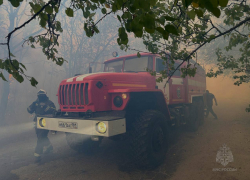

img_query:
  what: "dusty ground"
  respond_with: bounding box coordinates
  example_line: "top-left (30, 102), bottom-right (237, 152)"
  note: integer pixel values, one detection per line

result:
top-left (0, 104), bottom-right (249, 180)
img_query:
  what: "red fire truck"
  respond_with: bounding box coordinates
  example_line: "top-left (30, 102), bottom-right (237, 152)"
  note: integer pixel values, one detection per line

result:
top-left (37, 53), bottom-right (206, 169)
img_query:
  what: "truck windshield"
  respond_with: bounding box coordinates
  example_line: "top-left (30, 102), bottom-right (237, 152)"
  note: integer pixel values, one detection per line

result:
top-left (124, 56), bottom-right (152, 72)
top-left (104, 56), bottom-right (153, 72)
top-left (105, 60), bottom-right (123, 72)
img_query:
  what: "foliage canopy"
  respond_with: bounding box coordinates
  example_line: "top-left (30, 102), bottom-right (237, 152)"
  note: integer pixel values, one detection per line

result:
top-left (1, 0), bottom-right (250, 108)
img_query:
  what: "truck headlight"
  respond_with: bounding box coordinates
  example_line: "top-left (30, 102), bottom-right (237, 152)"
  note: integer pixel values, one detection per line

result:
top-left (96, 122), bottom-right (107, 134)
top-left (122, 93), bottom-right (127, 99)
top-left (113, 96), bottom-right (123, 107)
top-left (39, 118), bottom-right (46, 127)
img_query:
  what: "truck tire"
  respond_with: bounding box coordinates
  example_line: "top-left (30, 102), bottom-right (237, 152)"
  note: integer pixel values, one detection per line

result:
top-left (128, 110), bottom-right (169, 169)
top-left (188, 104), bottom-right (199, 132)
top-left (65, 133), bottom-right (101, 154)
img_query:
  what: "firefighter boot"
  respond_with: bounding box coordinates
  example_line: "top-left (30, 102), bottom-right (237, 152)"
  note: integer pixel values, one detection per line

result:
top-left (34, 153), bottom-right (41, 163)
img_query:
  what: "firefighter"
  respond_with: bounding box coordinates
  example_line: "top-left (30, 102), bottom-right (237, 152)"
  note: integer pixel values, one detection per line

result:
top-left (203, 90), bottom-right (218, 119)
top-left (27, 89), bottom-right (56, 163)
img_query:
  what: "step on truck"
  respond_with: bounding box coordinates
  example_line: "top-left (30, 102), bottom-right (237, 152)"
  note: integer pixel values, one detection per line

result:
top-left (37, 53), bottom-right (206, 169)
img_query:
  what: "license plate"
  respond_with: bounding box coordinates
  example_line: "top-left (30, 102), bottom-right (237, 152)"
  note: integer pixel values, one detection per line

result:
top-left (58, 122), bottom-right (78, 129)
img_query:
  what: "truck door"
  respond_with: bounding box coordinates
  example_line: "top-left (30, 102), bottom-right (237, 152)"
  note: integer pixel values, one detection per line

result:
top-left (155, 57), bottom-right (170, 104)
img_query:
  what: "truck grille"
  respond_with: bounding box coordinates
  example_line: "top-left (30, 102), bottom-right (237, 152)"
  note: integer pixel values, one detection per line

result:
top-left (59, 83), bottom-right (89, 106)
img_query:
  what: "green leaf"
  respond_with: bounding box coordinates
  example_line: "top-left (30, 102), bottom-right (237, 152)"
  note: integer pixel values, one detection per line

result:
top-left (17, 75), bottom-right (24, 83)
top-left (210, 34), bottom-right (216, 39)
top-left (54, 7), bottom-right (59, 13)
top-left (210, 0), bottom-right (218, 7)
top-left (0, 72), bottom-right (7, 81)
top-left (164, 16), bottom-right (176, 21)
top-left (203, 1), bottom-right (215, 13)
top-left (212, 7), bottom-right (221, 18)
top-left (162, 31), bottom-right (169, 40)
top-left (45, 6), bottom-right (53, 14)
top-left (195, 9), bottom-right (203, 17)
top-left (0, 59), bottom-right (4, 69)
top-left (39, 19), bottom-right (46, 27)
top-left (117, 15), bottom-right (121, 22)
top-left (112, 3), bottom-right (117, 12)
top-left (33, 4), bottom-right (42, 13)
top-left (219, 0), bottom-right (228, 7)
top-left (0, 0), bottom-right (3, 5)
top-left (182, 0), bottom-right (193, 8)
top-left (137, 52), bottom-right (141, 58)
top-left (149, 0), bottom-right (157, 6)
top-left (10, 52), bottom-right (15, 57)
top-left (118, 27), bottom-right (128, 45)
top-left (12, 59), bottom-right (19, 67)
top-left (156, 27), bottom-right (169, 39)
top-left (187, 10), bottom-right (196, 20)
top-left (156, 27), bottom-right (165, 33)
top-left (93, 25), bottom-right (100, 34)
top-left (83, 10), bottom-right (90, 18)
top-left (142, 14), bottom-right (155, 30)
top-left (207, 34), bottom-right (216, 42)
top-left (89, 13), bottom-right (95, 19)
top-left (40, 13), bottom-right (48, 21)
top-left (133, 28), bottom-right (143, 37)
top-left (20, 63), bottom-right (26, 70)
top-left (165, 24), bottom-right (178, 35)
top-left (101, 8), bottom-right (107, 14)
top-left (29, 36), bottom-right (35, 43)
top-left (30, 77), bottom-right (38, 87)
top-left (31, 44), bottom-right (35, 48)
top-left (65, 8), bottom-right (74, 17)
top-left (13, 73), bottom-right (24, 83)
top-left (9, 0), bottom-right (20, 7)
top-left (156, 16), bottom-right (165, 25)
top-left (145, 27), bottom-right (155, 33)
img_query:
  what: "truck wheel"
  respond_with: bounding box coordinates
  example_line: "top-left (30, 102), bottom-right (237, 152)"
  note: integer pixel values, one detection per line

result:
top-left (188, 104), bottom-right (199, 131)
top-left (128, 110), bottom-right (169, 169)
top-left (65, 133), bottom-right (101, 154)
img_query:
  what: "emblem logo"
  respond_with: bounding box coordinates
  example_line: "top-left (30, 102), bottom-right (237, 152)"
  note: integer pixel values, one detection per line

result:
top-left (177, 88), bottom-right (181, 98)
top-left (216, 144), bottom-right (234, 167)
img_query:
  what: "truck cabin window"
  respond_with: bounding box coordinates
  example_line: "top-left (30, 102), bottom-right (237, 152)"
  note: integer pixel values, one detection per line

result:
top-left (105, 60), bottom-right (123, 72)
top-left (156, 58), bottom-right (166, 73)
top-left (156, 58), bottom-right (180, 77)
top-left (104, 56), bottom-right (153, 72)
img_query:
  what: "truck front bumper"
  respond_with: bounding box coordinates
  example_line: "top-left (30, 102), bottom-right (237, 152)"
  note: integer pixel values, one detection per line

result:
top-left (36, 117), bottom-right (126, 137)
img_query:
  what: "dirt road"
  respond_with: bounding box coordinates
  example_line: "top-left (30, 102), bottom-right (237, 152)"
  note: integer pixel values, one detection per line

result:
top-left (0, 103), bottom-right (249, 180)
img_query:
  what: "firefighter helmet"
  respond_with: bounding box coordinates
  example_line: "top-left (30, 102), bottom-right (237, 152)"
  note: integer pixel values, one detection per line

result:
top-left (37, 89), bottom-right (47, 96)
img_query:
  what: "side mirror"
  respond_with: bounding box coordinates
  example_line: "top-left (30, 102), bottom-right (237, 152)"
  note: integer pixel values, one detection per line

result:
top-left (89, 66), bottom-right (92, 73)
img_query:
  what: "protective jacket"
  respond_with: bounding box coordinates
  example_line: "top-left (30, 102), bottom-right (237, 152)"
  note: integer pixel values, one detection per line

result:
top-left (27, 97), bottom-right (56, 121)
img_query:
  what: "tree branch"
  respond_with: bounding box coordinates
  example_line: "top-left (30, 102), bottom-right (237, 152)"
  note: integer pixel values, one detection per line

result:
top-left (163, 16), bottom-right (250, 88)
top-left (1, 0), bottom-right (53, 80)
